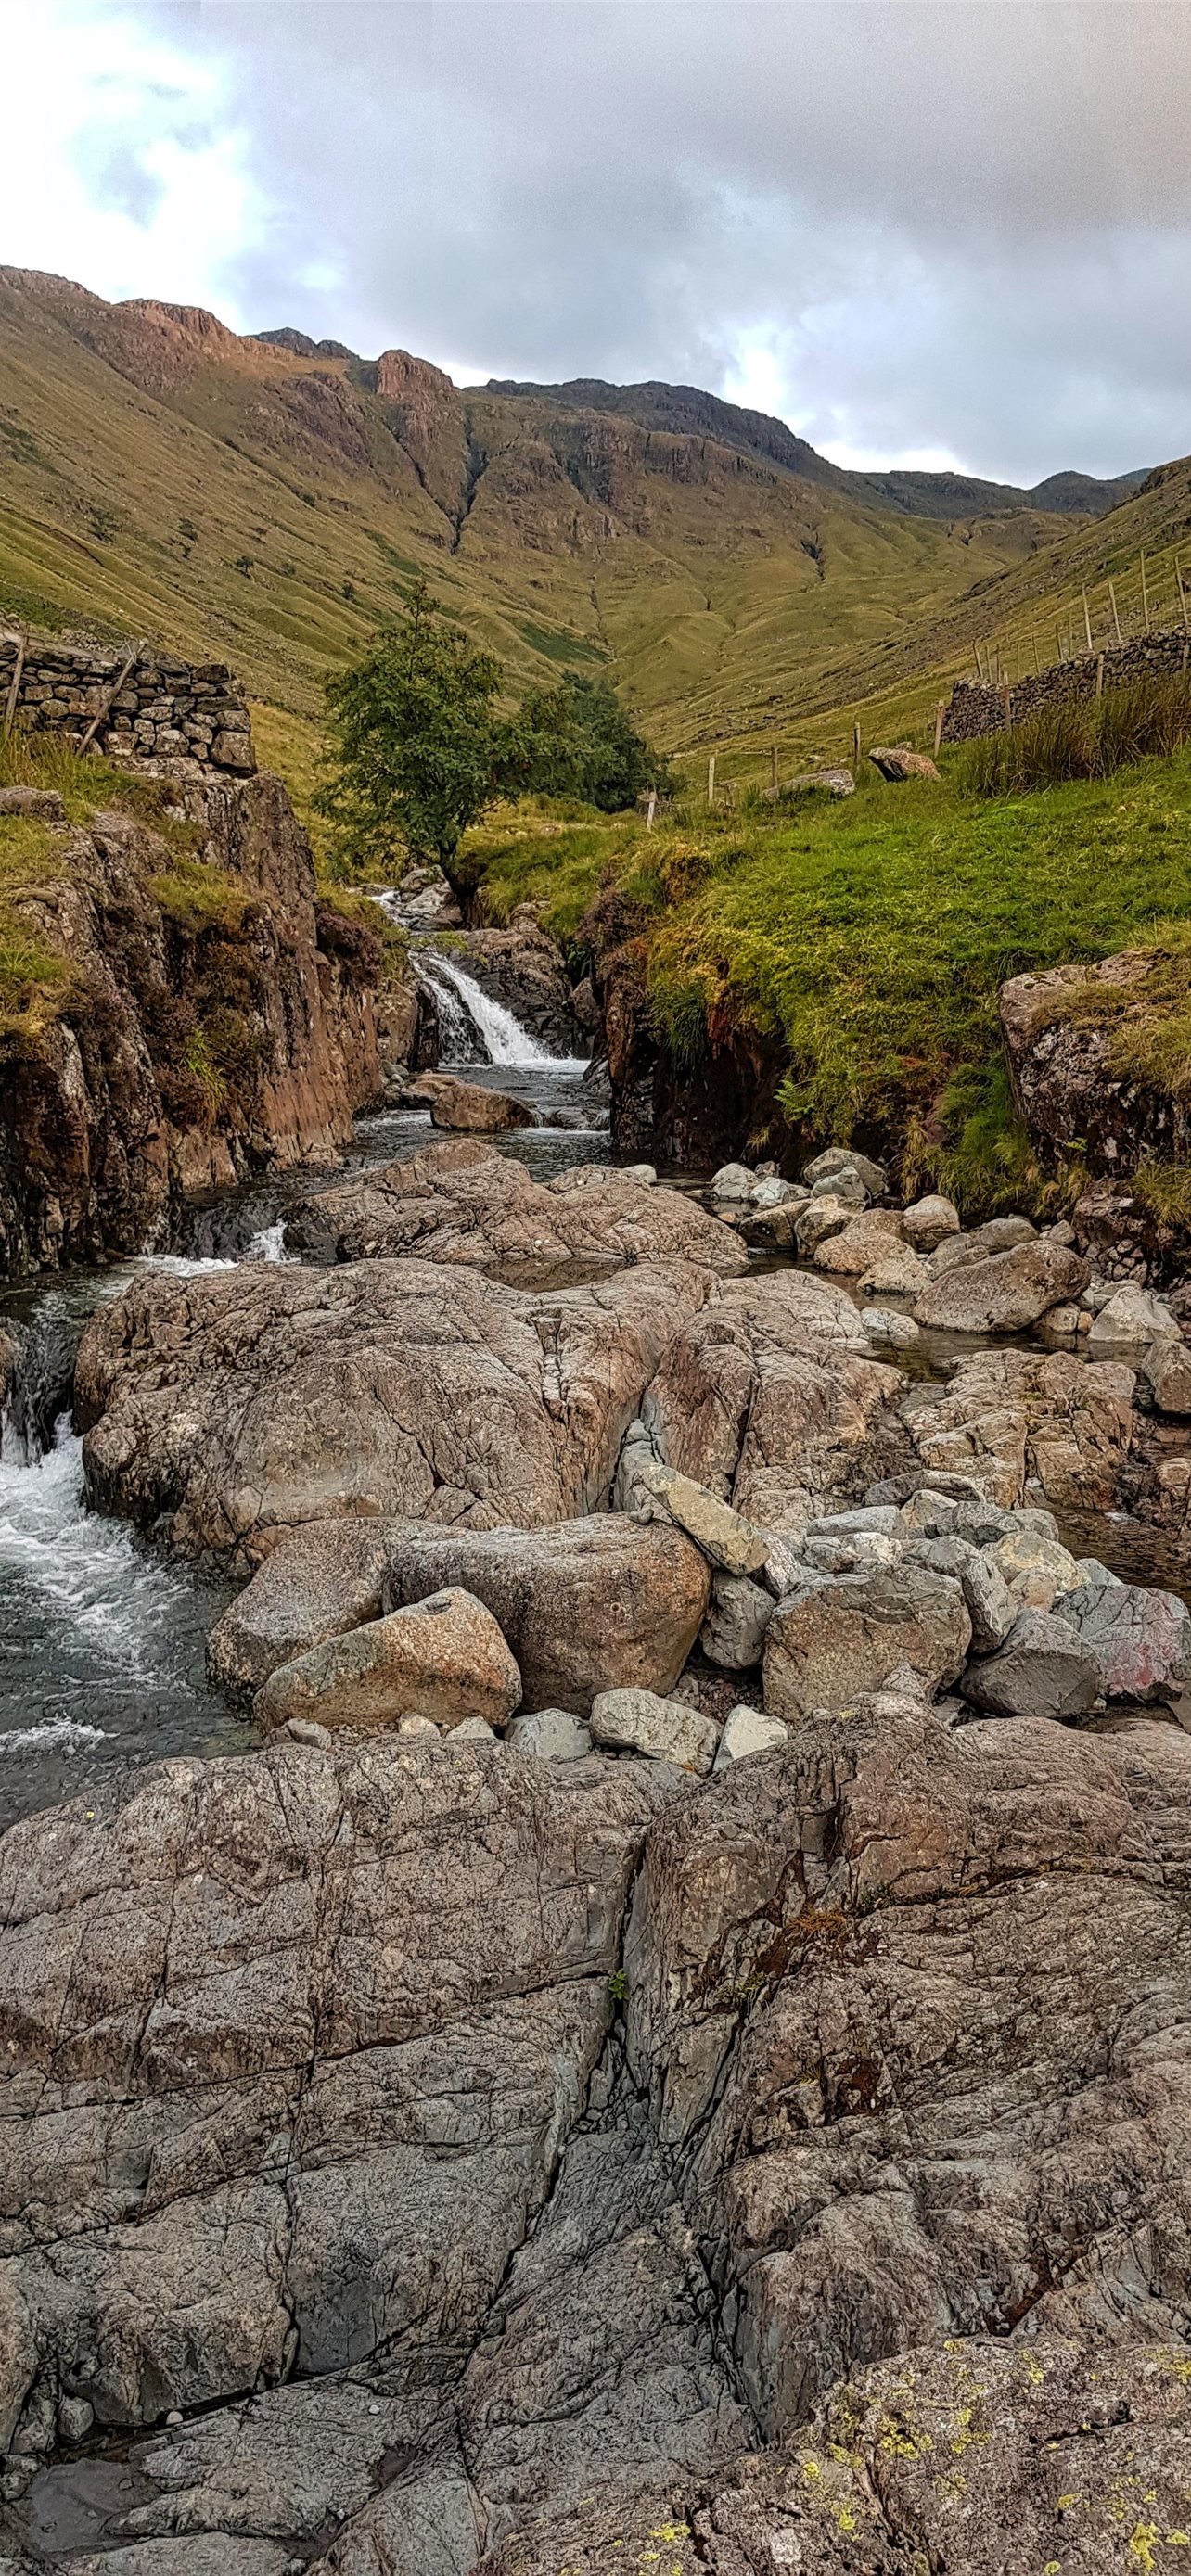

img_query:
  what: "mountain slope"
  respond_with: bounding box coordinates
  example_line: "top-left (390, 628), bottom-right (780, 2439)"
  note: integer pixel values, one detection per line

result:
top-left (0, 266), bottom-right (1091, 753)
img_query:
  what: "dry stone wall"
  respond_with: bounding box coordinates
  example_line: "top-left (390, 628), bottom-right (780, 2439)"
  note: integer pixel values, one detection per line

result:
top-left (0, 632), bottom-right (256, 776)
top-left (941, 626), bottom-right (1191, 744)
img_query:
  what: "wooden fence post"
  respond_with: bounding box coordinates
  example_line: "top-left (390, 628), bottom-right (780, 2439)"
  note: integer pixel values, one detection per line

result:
top-left (1141, 552), bottom-right (1150, 634)
top-left (1178, 559), bottom-right (1190, 638)
top-left (1108, 579), bottom-right (1122, 645)
top-left (2, 630), bottom-right (26, 744)
top-left (933, 699), bottom-right (945, 756)
top-left (78, 643), bottom-right (142, 757)
top-left (707, 755), bottom-right (716, 809)
top-left (1095, 653), bottom-right (1105, 702)
top-left (852, 719), bottom-right (861, 769)
top-left (770, 746), bottom-right (777, 789)
top-left (645, 790), bottom-right (657, 831)
top-left (1082, 589), bottom-right (1094, 653)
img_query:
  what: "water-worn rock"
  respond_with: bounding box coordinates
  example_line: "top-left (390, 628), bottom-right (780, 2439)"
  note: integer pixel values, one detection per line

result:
top-left (1141, 1334), bottom-right (1191, 1413)
top-left (75, 1255), bottom-right (711, 1565)
top-left (1087, 1282), bottom-right (1179, 1348)
top-left (711, 1704), bottom-right (788, 1769)
top-left (381, 1514), bottom-right (710, 1715)
top-left (903, 1345), bottom-right (1136, 1510)
top-left (915, 1237), bottom-right (1087, 1331)
top-left (861, 1303), bottom-right (920, 1346)
top-left (1054, 1570), bottom-right (1191, 1702)
top-left (813, 1209), bottom-right (904, 1276)
top-left (987, 1525), bottom-right (1082, 1611)
top-left (206, 1518), bottom-right (402, 1700)
top-left (801, 1145), bottom-right (886, 1197)
top-left (792, 1193), bottom-right (854, 1253)
top-left (762, 1562), bottom-right (970, 1717)
top-left (255, 1586), bottom-right (522, 1733)
top-left (709, 1161), bottom-right (752, 1202)
top-left (902, 1191), bottom-right (960, 1249)
top-left (699, 1573), bottom-right (775, 1671)
top-left (506, 1708), bottom-right (593, 1761)
top-left (404, 1070), bottom-right (535, 1131)
top-left (286, 1138), bottom-right (746, 1280)
top-left (631, 1269), bottom-right (899, 1537)
top-left (928, 1212), bottom-right (1037, 1274)
top-left (856, 1239), bottom-right (931, 1296)
top-left (960, 1605), bottom-right (1103, 1720)
top-left (589, 1686), bottom-right (719, 1772)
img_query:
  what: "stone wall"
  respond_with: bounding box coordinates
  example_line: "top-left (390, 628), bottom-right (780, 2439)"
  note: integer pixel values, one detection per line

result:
top-left (941, 627), bottom-right (1191, 744)
top-left (0, 634), bottom-right (255, 777)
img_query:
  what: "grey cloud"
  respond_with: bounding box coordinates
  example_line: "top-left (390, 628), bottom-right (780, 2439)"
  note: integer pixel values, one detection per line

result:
top-left (118, 3), bottom-right (1191, 479)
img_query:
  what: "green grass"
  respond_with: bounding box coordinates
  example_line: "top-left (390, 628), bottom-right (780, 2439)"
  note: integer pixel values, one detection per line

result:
top-left (957, 674), bottom-right (1191, 796)
top-left (459, 745), bottom-right (1191, 1212)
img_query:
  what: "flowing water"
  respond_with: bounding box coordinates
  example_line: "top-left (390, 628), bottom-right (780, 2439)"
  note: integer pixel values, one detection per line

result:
top-left (0, 970), bottom-right (610, 1827)
top-left (3, 950), bottom-right (1184, 1835)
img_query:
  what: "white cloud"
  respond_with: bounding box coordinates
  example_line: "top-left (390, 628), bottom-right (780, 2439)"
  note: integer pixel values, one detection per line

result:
top-left (0, 0), bottom-right (267, 317)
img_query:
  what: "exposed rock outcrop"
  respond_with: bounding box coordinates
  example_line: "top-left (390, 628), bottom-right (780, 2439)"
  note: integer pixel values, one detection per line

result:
top-left (73, 1252), bottom-right (714, 1566)
top-left (0, 772), bottom-right (414, 1275)
top-left (285, 1136), bottom-right (748, 1281)
top-left (6, 1699), bottom-right (1191, 2565)
top-left (1001, 946), bottom-right (1191, 1176)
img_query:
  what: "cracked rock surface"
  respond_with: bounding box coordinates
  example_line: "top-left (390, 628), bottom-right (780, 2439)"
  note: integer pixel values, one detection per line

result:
top-left (4, 1696), bottom-right (1191, 2568)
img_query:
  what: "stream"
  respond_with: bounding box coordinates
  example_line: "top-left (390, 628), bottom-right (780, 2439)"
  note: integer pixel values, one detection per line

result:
top-left (0, 947), bottom-right (1184, 1832)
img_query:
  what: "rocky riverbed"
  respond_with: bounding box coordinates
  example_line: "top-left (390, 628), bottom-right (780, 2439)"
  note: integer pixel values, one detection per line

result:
top-left (4, 1103), bottom-right (1191, 2570)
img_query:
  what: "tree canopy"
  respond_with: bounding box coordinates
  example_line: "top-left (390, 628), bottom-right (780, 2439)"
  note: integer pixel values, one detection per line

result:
top-left (316, 585), bottom-right (672, 869)
top-left (315, 580), bottom-right (519, 865)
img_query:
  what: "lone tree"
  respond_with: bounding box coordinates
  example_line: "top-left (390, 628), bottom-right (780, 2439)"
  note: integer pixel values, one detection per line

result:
top-left (316, 580), bottom-right (517, 866)
top-left (519, 671), bottom-right (673, 810)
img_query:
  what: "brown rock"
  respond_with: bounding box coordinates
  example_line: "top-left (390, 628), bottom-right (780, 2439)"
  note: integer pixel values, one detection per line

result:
top-left (255, 1585), bottom-right (521, 1732)
top-left (762, 1562), bottom-right (970, 1716)
top-left (382, 1514), bottom-right (711, 1714)
top-left (75, 1254), bottom-right (712, 1565)
top-left (868, 744), bottom-right (941, 781)
top-left (286, 1138), bottom-right (746, 1281)
top-left (405, 1071), bottom-right (535, 1131)
top-left (206, 1517), bottom-right (403, 1700)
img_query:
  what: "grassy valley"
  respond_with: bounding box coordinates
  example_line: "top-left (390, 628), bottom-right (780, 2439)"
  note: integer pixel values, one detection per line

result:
top-left (0, 265), bottom-right (1124, 780)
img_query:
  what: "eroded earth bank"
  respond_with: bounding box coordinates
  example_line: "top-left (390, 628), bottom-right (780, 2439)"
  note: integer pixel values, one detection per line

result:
top-left (3, 784), bottom-right (1191, 2573)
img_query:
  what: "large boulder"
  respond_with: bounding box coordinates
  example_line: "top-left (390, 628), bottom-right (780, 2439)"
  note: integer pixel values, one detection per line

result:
top-left (902, 1192), bottom-right (960, 1250)
top-left (206, 1518), bottom-right (402, 1701)
top-left (1054, 1570), bottom-right (1191, 1702)
top-left (381, 1514), bottom-right (711, 1715)
top-left (868, 744), bottom-right (940, 781)
top-left (915, 1238), bottom-right (1087, 1332)
top-left (75, 1255), bottom-right (712, 1567)
top-left (404, 1071), bottom-right (536, 1131)
top-left (762, 1562), bottom-right (971, 1718)
top-left (633, 1269), bottom-right (902, 1537)
top-left (285, 1137), bottom-right (747, 1281)
top-left (254, 1586), bottom-right (522, 1733)
top-left (812, 1210), bottom-right (904, 1276)
top-left (960, 1606), bottom-right (1103, 1721)
top-left (928, 1212), bottom-right (1038, 1275)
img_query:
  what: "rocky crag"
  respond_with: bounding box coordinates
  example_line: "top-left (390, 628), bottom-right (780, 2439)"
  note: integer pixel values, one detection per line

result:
top-left (0, 769), bottom-right (427, 1275)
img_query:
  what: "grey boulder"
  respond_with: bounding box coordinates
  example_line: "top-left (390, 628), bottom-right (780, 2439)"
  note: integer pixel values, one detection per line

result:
top-left (699, 1573), bottom-right (775, 1671)
top-left (506, 1708), bottom-right (594, 1760)
top-left (762, 1563), bottom-right (971, 1719)
top-left (915, 1240), bottom-right (1087, 1333)
top-left (1053, 1573), bottom-right (1191, 1703)
top-left (960, 1607), bottom-right (1103, 1721)
top-left (589, 1686), bottom-right (720, 1773)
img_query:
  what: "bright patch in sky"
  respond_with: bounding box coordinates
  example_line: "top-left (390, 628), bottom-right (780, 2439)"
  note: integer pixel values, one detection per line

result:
top-left (1, 1), bottom-right (264, 317)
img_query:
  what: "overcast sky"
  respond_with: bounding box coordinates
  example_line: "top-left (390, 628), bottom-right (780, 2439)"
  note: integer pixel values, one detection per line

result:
top-left (4, 0), bottom-right (1190, 484)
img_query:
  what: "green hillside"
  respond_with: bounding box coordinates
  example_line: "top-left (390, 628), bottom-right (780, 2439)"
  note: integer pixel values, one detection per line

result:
top-left (0, 266), bottom-right (1096, 763)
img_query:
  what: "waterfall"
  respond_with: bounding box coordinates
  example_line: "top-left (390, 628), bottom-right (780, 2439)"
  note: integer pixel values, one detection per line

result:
top-left (420, 950), bottom-right (586, 1071)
